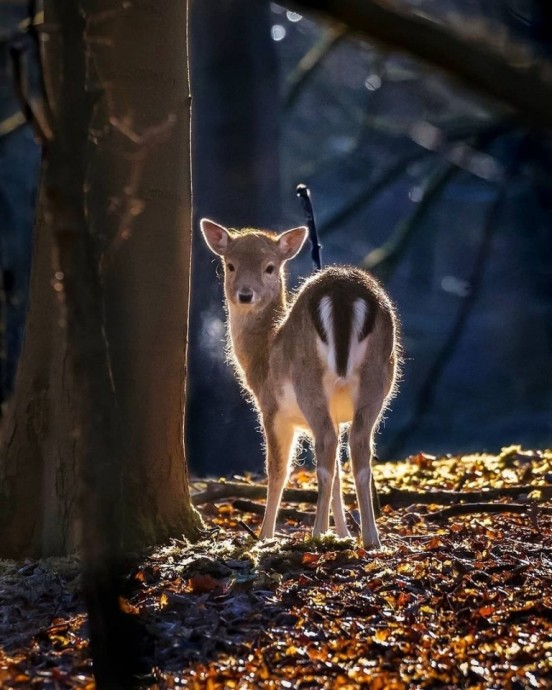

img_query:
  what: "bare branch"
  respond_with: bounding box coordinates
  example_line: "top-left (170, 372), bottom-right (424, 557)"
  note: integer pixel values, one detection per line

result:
top-left (287, 0), bottom-right (552, 128)
top-left (233, 499), bottom-right (312, 524)
top-left (361, 160), bottom-right (457, 281)
top-left (284, 24), bottom-right (348, 110)
top-left (192, 478), bottom-right (552, 508)
top-left (386, 134), bottom-right (529, 458)
top-left (426, 502), bottom-right (552, 521)
top-left (318, 121), bottom-right (505, 237)
top-left (319, 149), bottom-right (427, 235)
top-left (231, 498), bottom-right (552, 525)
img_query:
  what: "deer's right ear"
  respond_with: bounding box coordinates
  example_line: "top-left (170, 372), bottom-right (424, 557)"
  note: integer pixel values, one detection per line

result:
top-left (200, 218), bottom-right (230, 256)
top-left (277, 226), bottom-right (308, 261)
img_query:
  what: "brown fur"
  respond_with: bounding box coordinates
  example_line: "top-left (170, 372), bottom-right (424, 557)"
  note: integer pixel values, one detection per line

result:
top-left (201, 219), bottom-right (401, 548)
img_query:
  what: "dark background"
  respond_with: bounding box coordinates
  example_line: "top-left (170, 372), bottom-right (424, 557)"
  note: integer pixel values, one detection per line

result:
top-left (2, 0), bottom-right (552, 475)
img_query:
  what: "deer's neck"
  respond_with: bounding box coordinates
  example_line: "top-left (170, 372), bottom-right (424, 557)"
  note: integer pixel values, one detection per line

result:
top-left (228, 292), bottom-right (286, 395)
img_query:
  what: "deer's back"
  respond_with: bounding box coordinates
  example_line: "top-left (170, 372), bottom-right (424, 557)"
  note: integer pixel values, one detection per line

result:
top-left (274, 265), bottom-right (396, 376)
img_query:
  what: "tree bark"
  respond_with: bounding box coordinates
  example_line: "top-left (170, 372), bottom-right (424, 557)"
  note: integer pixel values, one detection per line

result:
top-left (0, 0), bottom-right (203, 560)
top-left (84, 0), bottom-right (203, 550)
top-left (0, 186), bottom-right (81, 557)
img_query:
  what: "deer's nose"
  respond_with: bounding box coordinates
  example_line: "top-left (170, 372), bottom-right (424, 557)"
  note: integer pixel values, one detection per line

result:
top-left (238, 290), bottom-right (254, 304)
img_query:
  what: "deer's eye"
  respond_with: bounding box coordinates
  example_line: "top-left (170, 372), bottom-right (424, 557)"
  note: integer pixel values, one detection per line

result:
top-left (227, 263), bottom-right (235, 272)
top-left (265, 264), bottom-right (275, 275)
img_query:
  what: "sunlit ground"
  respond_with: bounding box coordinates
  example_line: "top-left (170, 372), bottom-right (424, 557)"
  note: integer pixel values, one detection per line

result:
top-left (1, 446), bottom-right (551, 688)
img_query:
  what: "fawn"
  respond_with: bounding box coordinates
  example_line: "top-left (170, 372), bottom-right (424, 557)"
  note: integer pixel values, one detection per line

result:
top-left (200, 219), bottom-right (400, 548)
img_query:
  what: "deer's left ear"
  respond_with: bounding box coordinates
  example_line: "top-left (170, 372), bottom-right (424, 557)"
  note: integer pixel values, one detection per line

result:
top-left (277, 226), bottom-right (308, 261)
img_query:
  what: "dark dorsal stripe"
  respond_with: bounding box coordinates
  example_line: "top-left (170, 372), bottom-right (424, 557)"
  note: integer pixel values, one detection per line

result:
top-left (358, 297), bottom-right (377, 341)
top-left (309, 300), bottom-right (328, 344)
top-left (333, 294), bottom-right (352, 378)
top-left (309, 281), bottom-right (379, 377)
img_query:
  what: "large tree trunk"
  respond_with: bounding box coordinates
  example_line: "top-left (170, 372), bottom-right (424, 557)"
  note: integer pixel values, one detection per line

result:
top-left (0, 0), bottom-right (202, 560)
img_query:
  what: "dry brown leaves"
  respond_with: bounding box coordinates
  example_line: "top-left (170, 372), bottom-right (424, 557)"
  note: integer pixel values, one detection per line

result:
top-left (1, 446), bottom-right (551, 689)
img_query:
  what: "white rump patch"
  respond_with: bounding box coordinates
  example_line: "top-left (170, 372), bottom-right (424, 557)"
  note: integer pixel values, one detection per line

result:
top-left (318, 295), bottom-right (336, 373)
top-left (318, 296), bottom-right (332, 340)
top-left (347, 298), bottom-right (370, 378)
top-left (316, 295), bottom-right (369, 381)
top-left (352, 298), bottom-right (368, 341)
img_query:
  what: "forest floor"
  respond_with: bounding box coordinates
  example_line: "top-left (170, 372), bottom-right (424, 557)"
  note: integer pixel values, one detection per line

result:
top-left (1, 445), bottom-right (552, 689)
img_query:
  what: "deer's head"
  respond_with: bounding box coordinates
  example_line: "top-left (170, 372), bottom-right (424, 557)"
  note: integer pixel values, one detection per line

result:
top-left (200, 219), bottom-right (307, 311)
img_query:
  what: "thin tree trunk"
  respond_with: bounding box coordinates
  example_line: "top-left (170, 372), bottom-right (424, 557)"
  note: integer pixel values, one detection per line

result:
top-left (188, 0), bottom-right (281, 475)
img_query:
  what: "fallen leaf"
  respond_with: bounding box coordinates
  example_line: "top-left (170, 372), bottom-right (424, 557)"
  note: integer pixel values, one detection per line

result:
top-left (187, 574), bottom-right (226, 594)
top-left (302, 552), bottom-right (321, 566)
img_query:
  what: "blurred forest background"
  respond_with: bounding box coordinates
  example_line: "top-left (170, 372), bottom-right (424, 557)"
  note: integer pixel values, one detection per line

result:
top-left (2, 0), bottom-right (552, 476)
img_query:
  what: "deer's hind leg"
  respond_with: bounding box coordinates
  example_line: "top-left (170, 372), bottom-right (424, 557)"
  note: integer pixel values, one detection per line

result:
top-left (349, 363), bottom-right (393, 549)
top-left (259, 412), bottom-right (296, 540)
top-left (349, 408), bottom-right (381, 549)
top-left (332, 455), bottom-right (351, 538)
top-left (294, 385), bottom-right (338, 539)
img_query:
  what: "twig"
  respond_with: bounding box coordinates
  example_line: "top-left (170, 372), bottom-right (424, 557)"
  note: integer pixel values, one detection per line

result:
top-left (285, 24), bottom-right (348, 110)
top-left (427, 502), bottom-right (552, 521)
top-left (233, 499), bottom-right (314, 524)
top-left (384, 485), bottom-right (552, 507)
top-left (319, 150), bottom-right (427, 235)
top-left (361, 160), bottom-right (458, 282)
top-left (347, 510), bottom-right (361, 534)
top-left (237, 519), bottom-right (259, 540)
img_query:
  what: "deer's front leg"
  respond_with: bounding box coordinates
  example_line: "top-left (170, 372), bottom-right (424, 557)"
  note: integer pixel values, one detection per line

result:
top-left (259, 414), bottom-right (295, 540)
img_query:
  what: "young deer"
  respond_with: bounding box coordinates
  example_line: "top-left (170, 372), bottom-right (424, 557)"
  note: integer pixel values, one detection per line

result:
top-left (200, 219), bottom-right (400, 548)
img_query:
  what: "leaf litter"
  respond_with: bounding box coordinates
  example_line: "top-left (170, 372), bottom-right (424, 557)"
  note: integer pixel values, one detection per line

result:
top-left (0, 446), bottom-right (551, 688)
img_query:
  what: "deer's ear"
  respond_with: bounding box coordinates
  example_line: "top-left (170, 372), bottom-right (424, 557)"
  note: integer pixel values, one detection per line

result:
top-left (200, 218), bottom-right (231, 256)
top-left (278, 226), bottom-right (308, 261)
